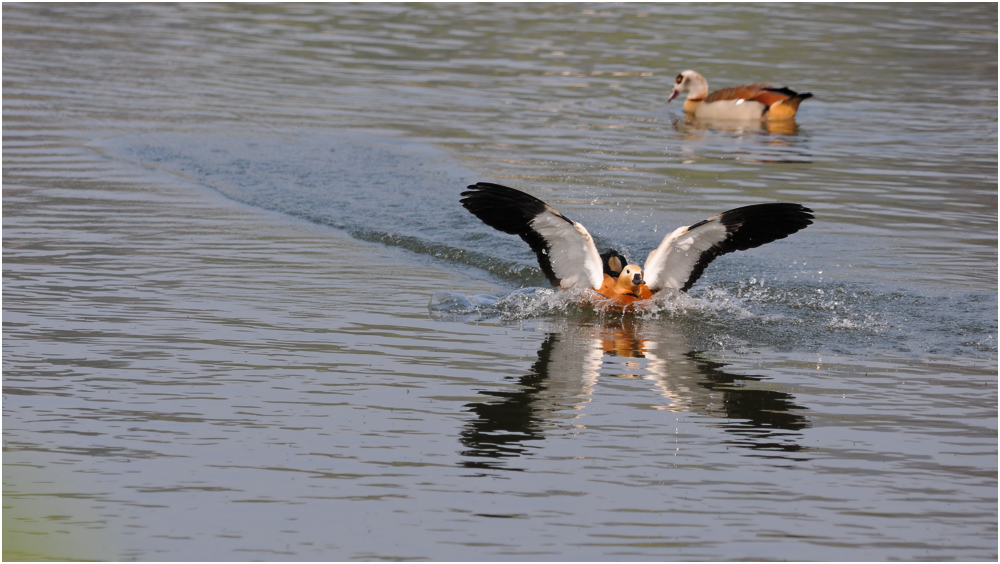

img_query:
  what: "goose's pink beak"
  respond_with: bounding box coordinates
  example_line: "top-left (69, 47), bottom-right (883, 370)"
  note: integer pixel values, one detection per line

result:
top-left (667, 89), bottom-right (679, 103)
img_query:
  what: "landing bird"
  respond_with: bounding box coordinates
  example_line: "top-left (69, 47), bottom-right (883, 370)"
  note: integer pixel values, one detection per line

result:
top-left (668, 69), bottom-right (812, 121)
top-left (460, 182), bottom-right (813, 304)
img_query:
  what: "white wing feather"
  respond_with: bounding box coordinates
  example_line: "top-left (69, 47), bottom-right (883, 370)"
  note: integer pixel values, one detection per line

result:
top-left (643, 219), bottom-right (728, 291)
top-left (530, 210), bottom-right (604, 290)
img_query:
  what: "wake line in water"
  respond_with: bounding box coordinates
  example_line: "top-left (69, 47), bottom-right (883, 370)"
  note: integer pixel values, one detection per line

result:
top-left (351, 229), bottom-right (550, 285)
top-left (95, 131), bottom-right (565, 286)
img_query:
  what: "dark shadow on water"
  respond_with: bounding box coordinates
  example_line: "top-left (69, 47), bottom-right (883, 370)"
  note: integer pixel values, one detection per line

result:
top-left (460, 316), bottom-right (809, 471)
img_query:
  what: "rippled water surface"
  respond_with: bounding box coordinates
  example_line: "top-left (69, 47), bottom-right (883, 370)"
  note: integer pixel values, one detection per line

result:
top-left (4, 4), bottom-right (997, 561)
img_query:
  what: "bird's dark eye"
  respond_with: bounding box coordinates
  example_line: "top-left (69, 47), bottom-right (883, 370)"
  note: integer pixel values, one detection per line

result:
top-left (675, 75), bottom-right (683, 83)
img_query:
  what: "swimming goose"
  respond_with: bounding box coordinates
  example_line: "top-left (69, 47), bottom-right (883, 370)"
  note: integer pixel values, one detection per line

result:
top-left (460, 182), bottom-right (813, 302)
top-left (668, 70), bottom-right (812, 121)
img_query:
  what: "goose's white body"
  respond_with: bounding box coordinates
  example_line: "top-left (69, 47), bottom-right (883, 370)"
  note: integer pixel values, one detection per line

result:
top-left (689, 98), bottom-right (770, 121)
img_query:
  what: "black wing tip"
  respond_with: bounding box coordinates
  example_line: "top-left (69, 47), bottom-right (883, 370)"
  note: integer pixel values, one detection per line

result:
top-left (460, 182), bottom-right (548, 223)
top-left (460, 182), bottom-right (506, 206)
top-left (460, 182), bottom-right (545, 208)
top-left (461, 181), bottom-right (506, 196)
top-left (723, 202), bottom-right (814, 223)
top-left (461, 182), bottom-right (535, 200)
top-left (460, 182), bottom-right (577, 230)
top-left (718, 202), bottom-right (814, 251)
top-left (678, 202), bottom-right (814, 291)
top-left (765, 86), bottom-right (813, 100)
top-left (459, 181), bottom-right (562, 288)
top-left (764, 86), bottom-right (799, 97)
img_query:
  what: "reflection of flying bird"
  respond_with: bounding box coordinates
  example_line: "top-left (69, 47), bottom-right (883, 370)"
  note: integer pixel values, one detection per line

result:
top-left (668, 69), bottom-right (812, 121)
top-left (459, 317), bottom-right (809, 470)
top-left (459, 330), bottom-right (602, 469)
top-left (460, 182), bottom-right (813, 302)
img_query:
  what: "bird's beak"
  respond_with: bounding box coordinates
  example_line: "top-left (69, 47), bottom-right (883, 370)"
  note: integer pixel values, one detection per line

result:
top-left (632, 273), bottom-right (645, 286)
top-left (667, 89), bottom-right (679, 103)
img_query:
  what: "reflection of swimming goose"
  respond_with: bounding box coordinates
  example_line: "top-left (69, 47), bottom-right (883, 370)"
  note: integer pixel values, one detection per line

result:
top-left (460, 182), bottom-right (813, 301)
top-left (668, 70), bottom-right (812, 121)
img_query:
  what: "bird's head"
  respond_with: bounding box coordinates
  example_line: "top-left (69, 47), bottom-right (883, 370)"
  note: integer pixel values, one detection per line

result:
top-left (617, 265), bottom-right (646, 290)
top-left (668, 69), bottom-right (705, 102)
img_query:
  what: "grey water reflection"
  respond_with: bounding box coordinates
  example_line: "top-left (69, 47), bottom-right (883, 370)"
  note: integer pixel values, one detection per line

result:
top-left (674, 115), bottom-right (803, 137)
top-left (461, 317), bottom-right (808, 470)
top-left (667, 115), bottom-right (813, 166)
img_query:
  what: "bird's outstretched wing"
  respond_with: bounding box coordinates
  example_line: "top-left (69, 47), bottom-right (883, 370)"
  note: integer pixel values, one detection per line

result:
top-left (643, 203), bottom-right (814, 292)
top-left (460, 183), bottom-right (604, 290)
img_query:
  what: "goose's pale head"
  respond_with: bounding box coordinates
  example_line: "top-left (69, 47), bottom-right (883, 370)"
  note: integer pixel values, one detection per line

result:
top-left (668, 69), bottom-right (707, 102)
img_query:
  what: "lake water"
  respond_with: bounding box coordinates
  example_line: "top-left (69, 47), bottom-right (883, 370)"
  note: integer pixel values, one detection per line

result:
top-left (3, 3), bottom-right (997, 561)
